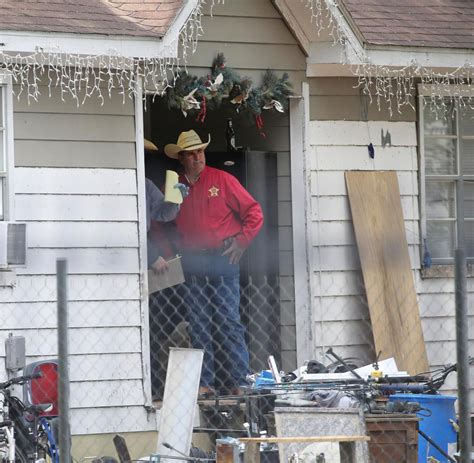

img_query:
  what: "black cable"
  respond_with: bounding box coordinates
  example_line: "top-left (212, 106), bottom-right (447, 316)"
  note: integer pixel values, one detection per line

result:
top-left (418, 430), bottom-right (457, 463)
top-left (417, 407), bottom-right (432, 417)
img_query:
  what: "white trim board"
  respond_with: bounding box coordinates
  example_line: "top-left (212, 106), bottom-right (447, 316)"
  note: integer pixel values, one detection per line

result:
top-left (272, 0), bottom-right (310, 55)
top-left (290, 81), bottom-right (313, 364)
top-left (1, 73), bottom-right (14, 222)
top-left (307, 45), bottom-right (474, 77)
top-left (418, 83), bottom-right (474, 98)
top-left (134, 78), bottom-right (153, 408)
top-left (0, 31), bottom-right (175, 60)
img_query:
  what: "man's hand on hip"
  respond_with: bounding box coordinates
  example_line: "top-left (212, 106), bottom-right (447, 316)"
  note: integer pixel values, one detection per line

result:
top-left (221, 237), bottom-right (245, 264)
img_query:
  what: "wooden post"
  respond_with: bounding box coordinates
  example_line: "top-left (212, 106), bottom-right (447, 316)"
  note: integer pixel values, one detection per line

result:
top-left (216, 440), bottom-right (239, 463)
top-left (244, 442), bottom-right (261, 463)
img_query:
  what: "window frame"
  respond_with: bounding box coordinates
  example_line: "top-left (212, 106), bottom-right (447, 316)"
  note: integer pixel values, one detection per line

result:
top-left (419, 84), bottom-right (474, 265)
top-left (0, 73), bottom-right (14, 222)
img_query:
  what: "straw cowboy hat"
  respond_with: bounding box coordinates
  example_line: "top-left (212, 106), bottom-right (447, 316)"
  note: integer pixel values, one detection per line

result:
top-left (144, 138), bottom-right (159, 152)
top-left (164, 130), bottom-right (211, 159)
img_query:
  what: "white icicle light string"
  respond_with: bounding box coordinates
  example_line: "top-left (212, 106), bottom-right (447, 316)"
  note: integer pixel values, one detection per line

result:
top-left (2, 0), bottom-right (471, 112)
top-left (302, 0), bottom-right (473, 115)
top-left (0, 0), bottom-right (223, 105)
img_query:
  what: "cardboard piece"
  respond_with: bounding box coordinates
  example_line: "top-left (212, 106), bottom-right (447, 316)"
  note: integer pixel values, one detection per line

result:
top-left (345, 171), bottom-right (428, 375)
top-left (156, 348), bottom-right (204, 462)
top-left (148, 256), bottom-right (185, 294)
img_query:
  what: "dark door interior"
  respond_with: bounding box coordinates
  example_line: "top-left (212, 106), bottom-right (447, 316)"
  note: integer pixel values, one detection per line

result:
top-left (146, 144), bottom-right (282, 396)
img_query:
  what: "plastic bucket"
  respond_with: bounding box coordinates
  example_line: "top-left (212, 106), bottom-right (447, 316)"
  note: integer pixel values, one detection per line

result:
top-left (389, 393), bottom-right (457, 462)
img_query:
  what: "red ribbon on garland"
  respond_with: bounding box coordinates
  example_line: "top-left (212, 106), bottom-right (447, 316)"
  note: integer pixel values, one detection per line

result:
top-left (196, 96), bottom-right (207, 123)
top-left (255, 114), bottom-right (266, 138)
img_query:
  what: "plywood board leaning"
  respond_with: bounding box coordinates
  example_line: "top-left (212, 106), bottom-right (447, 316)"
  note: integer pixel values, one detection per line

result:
top-left (345, 171), bottom-right (428, 375)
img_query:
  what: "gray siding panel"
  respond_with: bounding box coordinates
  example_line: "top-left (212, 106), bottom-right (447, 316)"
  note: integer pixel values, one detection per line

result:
top-left (200, 16), bottom-right (297, 44)
top-left (5, 78), bottom-right (143, 435)
top-left (202, 0), bottom-right (281, 17)
top-left (13, 87), bottom-right (134, 115)
top-left (15, 140), bottom-right (136, 168)
top-left (187, 42), bottom-right (306, 71)
top-left (14, 113), bottom-right (135, 141)
top-left (308, 77), bottom-right (416, 122)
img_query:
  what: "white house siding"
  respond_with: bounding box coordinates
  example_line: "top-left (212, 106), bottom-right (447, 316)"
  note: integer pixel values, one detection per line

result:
top-left (308, 77), bottom-right (472, 405)
top-left (170, 0), bottom-right (307, 372)
top-left (0, 85), bottom-right (156, 435)
top-left (309, 118), bottom-right (420, 363)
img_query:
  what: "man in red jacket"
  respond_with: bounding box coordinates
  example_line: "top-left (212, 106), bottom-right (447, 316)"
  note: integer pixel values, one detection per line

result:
top-left (165, 130), bottom-right (263, 397)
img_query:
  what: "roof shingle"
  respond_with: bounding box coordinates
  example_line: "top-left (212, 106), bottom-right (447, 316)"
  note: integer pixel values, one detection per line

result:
top-left (340, 0), bottom-right (474, 49)
top-left (0, 0), bottom-right (183, 38)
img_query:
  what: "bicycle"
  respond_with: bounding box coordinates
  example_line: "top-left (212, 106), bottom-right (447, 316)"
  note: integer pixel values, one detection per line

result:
top-left (0, 372), bottom-right (59, 463)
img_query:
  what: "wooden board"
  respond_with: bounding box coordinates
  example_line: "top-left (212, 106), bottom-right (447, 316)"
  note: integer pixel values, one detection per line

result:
top-left (345, 171), bottom-right (428, 375)
top-left (239, 436), bottom-right (370, 443)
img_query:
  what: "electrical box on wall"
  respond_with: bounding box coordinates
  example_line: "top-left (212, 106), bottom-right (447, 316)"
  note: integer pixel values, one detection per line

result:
top-left (5, 334), bottom-right (25, 371)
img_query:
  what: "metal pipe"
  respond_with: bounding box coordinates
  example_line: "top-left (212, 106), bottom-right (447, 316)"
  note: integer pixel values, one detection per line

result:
top-left (57, 259), bottom-right (71, 463)
top-left (418, 430), bottom-right (457, 463)
top-left (455, 248), bottom-right (472, 463)
top-left (325, 348), bottom-right (362, 379)
top-left (455, 177), bottom-right (472, 463)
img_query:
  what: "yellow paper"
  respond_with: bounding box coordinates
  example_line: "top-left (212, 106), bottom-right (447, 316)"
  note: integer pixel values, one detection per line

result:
top-left (164, 170), bottom-right (183, 204)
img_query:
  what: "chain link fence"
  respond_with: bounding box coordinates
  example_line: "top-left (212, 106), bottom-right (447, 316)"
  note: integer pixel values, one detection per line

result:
top-left (1, 262), bottom-right (471, 463)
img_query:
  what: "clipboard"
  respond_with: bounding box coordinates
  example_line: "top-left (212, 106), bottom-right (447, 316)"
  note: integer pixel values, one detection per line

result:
top-left (148, 255), bottom-right (185, 294)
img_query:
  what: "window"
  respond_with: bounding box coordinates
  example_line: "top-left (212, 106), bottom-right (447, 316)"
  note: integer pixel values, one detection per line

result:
top-left (420, 87), bottom-right (474, 263)
top-left (0, 74), bottom-right (14, 222)
top-left (0, 74), bottom-right (24, 272)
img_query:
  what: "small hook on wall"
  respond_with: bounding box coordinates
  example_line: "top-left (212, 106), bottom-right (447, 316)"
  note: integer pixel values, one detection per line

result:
top-left (381, 129), bottom-right (392, 148)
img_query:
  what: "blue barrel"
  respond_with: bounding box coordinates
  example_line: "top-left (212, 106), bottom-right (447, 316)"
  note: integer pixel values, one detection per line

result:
top-left (389, 393), bottom-right (457, 462)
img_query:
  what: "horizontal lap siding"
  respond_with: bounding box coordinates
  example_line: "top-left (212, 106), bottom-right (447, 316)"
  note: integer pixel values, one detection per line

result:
top-left (181, 0), bottom-right (307, 372)
top-left (310, 114), bottom-right (470, 404)
top-left (1, 89), bottom-right (147, 434)
top-left (308, 77), bottom-right (417, 122)
top-left (309, 118), bottom-right (420, 372)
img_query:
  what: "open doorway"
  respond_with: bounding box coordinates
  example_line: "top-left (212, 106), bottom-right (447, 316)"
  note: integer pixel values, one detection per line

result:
top-left (144, 95), bottom-right (296, 399)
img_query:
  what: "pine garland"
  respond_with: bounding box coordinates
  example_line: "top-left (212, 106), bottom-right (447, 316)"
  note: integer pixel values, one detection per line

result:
top-left (165, 53), bottom-right (293, 128)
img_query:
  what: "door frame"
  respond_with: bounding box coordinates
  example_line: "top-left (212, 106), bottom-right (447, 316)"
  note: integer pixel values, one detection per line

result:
top-left (289, 82), bottom-right (313, 365)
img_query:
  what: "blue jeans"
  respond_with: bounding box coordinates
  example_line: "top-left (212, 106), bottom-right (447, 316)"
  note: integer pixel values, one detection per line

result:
top-left (182, 252), bottom-right (249, 389)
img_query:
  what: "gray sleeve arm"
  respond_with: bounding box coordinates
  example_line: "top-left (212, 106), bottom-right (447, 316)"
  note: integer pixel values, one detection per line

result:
top-left (146, 178), bottom-right (179, 225)
top-left (147, 236), bottom-right (160, 268)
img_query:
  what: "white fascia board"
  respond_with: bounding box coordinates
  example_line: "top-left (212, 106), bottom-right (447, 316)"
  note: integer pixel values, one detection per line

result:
top-left (418, 83), bottom-right (474, 98)
top-left (0, 30), bottom-right (178, 60)
top-left (365, 47), bottom-right (473, 69)
top-left (272, 0), bottom-right (310, 55)
top-left (164, 0), bottom-right (199, 49)
top-left (307, 44), bottom-right (474, 77)
top-left (323, 0), bottom-right (366, 63)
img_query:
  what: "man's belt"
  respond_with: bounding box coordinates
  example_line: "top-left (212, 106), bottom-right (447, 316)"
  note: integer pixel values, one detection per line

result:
top-left (182, 237), bottom-right (234, 256)
top-left (182, 245), bottom-right (227, 255)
